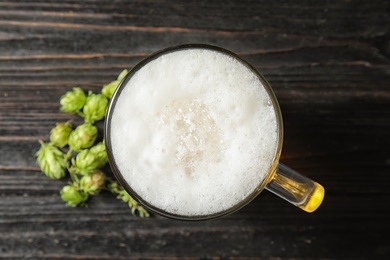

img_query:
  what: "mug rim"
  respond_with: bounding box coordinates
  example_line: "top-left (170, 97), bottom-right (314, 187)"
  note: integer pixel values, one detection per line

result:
top-left (104, 44), bottom-right (284, 220)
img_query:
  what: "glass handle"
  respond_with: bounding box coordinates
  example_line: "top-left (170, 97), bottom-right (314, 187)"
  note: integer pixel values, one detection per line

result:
top-left (265, 163), bottom-right (325, 213)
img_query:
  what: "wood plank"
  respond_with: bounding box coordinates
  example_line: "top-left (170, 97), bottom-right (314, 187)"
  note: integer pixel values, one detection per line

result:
top-left (0, 0), bottom-right (389, 258)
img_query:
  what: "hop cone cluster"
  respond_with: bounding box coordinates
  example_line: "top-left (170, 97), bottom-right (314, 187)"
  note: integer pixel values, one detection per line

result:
top-left (36, 70), bottom-right (149, 217)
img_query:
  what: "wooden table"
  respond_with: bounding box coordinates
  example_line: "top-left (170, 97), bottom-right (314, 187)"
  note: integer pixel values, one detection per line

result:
top-left (1, 0), bottom-right (389, 259)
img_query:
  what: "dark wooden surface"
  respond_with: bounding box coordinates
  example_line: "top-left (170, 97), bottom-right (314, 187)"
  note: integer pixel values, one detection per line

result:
top-left (1, 0), bottom-right (389, 259)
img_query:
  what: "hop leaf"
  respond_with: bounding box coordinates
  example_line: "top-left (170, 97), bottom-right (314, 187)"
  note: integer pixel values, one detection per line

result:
top-left (60, 184), bottom-right (89, 207)
top-left (101, 69), bottom-right (128, 98)
top-left (36, 141), bottom-right (67, 179)
top-left (68, 123), bottom-right (98, 152)
top-left (60, 87), bottom-right (87, 114)
top-left (50, 122), bottom-right (73, 148)
top-left (80, 170), bottom-right (106, 195)
top-left (83, 91), bottom-right (108, 124)
top-left (71, 142), bottom-right (107, 175)
top-left (117, 69), bottom-right (128, 81)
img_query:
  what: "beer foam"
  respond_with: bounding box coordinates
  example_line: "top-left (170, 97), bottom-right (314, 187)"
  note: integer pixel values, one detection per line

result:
top-left (110, 48), bottom-right (279, 216)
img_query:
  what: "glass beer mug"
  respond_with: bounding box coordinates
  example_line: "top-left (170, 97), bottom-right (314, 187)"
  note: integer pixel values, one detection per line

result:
top-left (105, 44), bottom-right (325, 220)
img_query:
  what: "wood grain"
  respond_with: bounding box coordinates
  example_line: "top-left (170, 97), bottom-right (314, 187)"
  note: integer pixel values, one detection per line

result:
top-left (0, 0), bottom-right (389, 259)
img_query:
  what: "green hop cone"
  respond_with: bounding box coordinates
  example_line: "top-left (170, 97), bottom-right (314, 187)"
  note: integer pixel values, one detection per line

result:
top-left (60, 184), bottom-right (89, 207)
top-left (60, 87), bottom-right (87, 114)
top-left (83, 91), bottom-right (108, 124)
top-left (71, 142), bottom-right (108, 175)
top-left (102, 69), bottom-right (128, 99)
top-left (68, 123), bottom-right (98, 152)
top-left (101, 81), bottom-right (119, 99)
top-left (80, 170), bottom-right (106, 195)
top-left (36, 141), bottom-right (67, 179)
top-left (50, 122), bottom-right (73, 148)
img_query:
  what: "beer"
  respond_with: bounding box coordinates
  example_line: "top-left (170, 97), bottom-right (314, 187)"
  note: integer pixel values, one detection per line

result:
top-left (107, 46), bottom-right (280, 218)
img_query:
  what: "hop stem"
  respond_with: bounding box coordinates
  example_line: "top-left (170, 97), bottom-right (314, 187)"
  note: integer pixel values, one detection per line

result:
top-left (106, 178), bottom-right (149, 218)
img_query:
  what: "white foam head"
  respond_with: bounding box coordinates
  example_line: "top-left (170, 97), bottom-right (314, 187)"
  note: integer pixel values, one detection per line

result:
top-left (108, 46), bottom-right (280, 217)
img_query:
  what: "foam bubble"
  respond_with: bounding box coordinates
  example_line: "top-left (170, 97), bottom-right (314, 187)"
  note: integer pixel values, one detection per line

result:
top-left (110, 48), bottom-right (279, 216)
